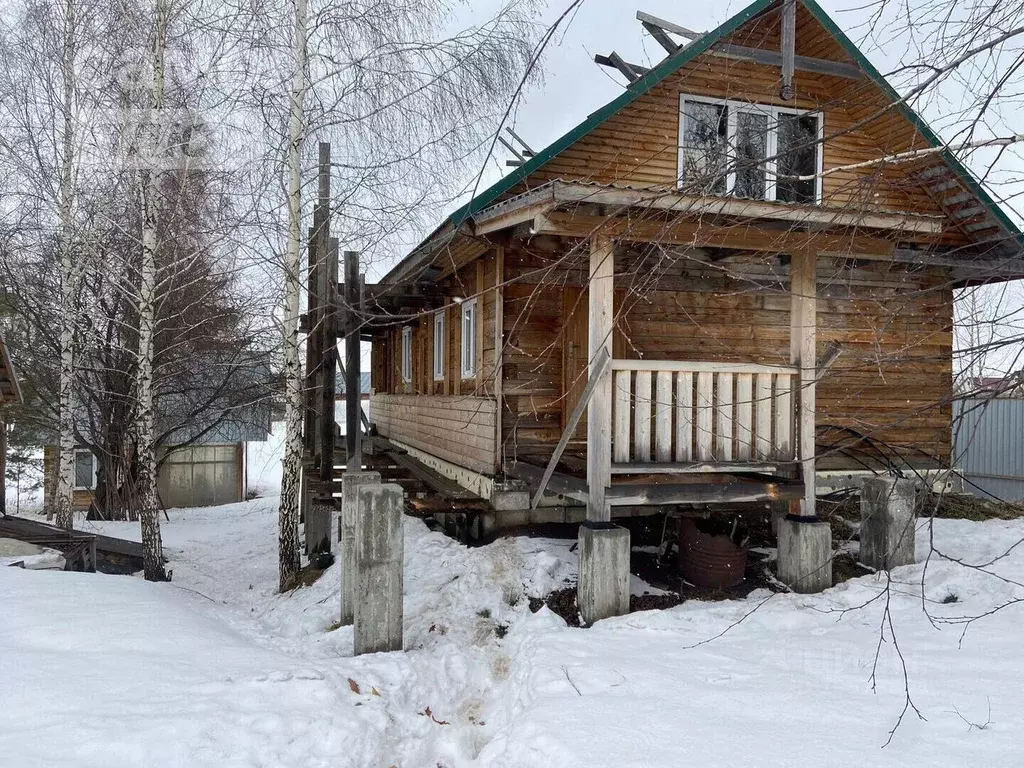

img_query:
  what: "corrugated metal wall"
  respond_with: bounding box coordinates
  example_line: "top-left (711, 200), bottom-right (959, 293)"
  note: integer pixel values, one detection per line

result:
top-left (954, 398), bottom-right (1024, 500)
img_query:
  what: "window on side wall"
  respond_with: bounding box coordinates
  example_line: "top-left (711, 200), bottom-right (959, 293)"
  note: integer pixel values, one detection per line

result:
top-left (678, 96), bottom-right (821, 204)
top-left (461, 298), bottom-right (477, 379)
top-left (401, 326), bottom-right (412, 384)
top-left (433, 311), bottom-right (445, 380)
top-left (73, 450), bottom-right (96, 490)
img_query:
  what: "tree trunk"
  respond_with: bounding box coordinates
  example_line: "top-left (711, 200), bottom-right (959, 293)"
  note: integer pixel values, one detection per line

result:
top-left (136, 0), bottom-right (168, 581)
top-left (54, 0), bottom-right (78, 531)
top-left (278, 0), bottom-right (308, 592)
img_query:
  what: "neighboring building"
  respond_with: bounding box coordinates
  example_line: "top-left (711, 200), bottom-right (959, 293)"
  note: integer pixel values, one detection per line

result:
top-left (42, 360), bottom-right (274, 512)
top-left (958, 373), bottom-right (1024, 399)
top-left (365, 0), bottom-right (1024, 525)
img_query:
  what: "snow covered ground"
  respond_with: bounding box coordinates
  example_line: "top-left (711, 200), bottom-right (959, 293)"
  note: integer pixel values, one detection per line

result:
top-left (3, 500), bottom-right (1024, 767)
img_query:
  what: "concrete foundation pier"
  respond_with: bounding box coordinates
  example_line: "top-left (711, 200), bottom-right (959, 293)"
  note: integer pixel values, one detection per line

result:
top-left (339, 470), bottom-right (381, 626)
top-left (860, 476), bottom-right (917, 571)
top-left (354, 483), bottom-right (404, 655)
top-left (578, 521), bottom-right (630, 625)
top-left (777, 517), bottom-right (833, 593)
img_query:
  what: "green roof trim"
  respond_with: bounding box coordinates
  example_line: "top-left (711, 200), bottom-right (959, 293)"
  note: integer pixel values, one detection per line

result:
top-left (444, 0), bottom-right (777, 227)
top-left (401, 0), bottom-right (1020, 275)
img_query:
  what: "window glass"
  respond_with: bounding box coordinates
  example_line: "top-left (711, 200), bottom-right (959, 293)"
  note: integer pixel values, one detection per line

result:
top-left (776, 112), bottom-right (818, 203)
top-left (734, 111), bottom-right (769, 200)
top-left (74, 451), bottom-right (94, 489)
top-left (461, 300), bottom-right (477, 378)
top-left (433, 312), bottom-right (445, 380)
top-left (401, 327), bottom-right (412, 383)
top-left (681, 101), bottom-right (727, 194)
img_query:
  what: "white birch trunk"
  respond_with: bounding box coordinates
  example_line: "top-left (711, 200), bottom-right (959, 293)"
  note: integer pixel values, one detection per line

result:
top-left (278, 0), bottom-right (308, 592)
top-left (136, 0), bottom-right (168, 581)
top-left (54, 0), bottom-right (77, 530)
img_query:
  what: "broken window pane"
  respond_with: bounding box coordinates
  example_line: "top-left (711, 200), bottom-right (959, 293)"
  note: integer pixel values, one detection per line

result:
top-left (682, 101), bottom-right (727, 194)
top-left (734, 111), bottom-right (768, 200)
top-left (776, 112), bottom-right (818, 203)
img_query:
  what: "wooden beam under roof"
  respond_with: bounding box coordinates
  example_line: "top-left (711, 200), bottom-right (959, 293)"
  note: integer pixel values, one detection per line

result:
top-left (636, 10), bottom-right (863, 80)
top-left (532, 210), bottom-right (899, 256)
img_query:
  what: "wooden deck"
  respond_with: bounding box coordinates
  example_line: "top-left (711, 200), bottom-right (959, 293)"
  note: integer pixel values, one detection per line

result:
top-left (0, 516), bottom-right (147, 574)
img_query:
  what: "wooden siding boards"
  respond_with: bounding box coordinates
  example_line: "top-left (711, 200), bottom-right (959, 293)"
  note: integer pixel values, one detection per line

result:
top-left (369, 394), bottom-right (498, 474)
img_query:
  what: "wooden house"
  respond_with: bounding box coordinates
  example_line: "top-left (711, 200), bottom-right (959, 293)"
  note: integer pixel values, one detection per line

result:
top-left (365, 0), bottom-right (1024, 532)
top-left (1, 331), bottom-right (22, 516)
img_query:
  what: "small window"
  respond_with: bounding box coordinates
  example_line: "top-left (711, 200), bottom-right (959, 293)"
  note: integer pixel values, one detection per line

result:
top-left (433, 311), bottom-right (445, 380)
top-left (734, 110), bottom-right (769, 200)
top-left (678, 96), bottom-right (821, 204)
top-left (776, 112), bottom-right (819, 204)
top-left (461, 298), bottom-right (477, 379)
top-left (681, 101), bottom-right (728, 194)
top-left (73, 450), bottom-right (96, 490)
top-left (401, 326), bottom-right (412, 383)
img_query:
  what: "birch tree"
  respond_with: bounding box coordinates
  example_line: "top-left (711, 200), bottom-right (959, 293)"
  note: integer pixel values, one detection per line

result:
top-left (54, 0), bottom-right (82, 530)
top-left (276, 0), bottom-right (307, 591)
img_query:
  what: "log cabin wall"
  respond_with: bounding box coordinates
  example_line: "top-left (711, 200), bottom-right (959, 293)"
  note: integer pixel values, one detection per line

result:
top-left (369, 248), bottom-right (503, 474)
top-left (499, 238), bottom-right (954, 470)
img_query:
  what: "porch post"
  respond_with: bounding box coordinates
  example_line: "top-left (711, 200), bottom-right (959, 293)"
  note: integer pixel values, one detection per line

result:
top-left (790, 248), bottom-right (817, 517)
top-left (579, 233), bottom-right (630, 624)
top-left (778, 247), bottom-right (832, 593)
top-left (586, 234), bottom-right (614, 522)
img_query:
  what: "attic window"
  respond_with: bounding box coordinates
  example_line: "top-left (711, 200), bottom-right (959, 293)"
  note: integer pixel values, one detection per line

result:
top-left (678, 95), bottom-right (822, 204)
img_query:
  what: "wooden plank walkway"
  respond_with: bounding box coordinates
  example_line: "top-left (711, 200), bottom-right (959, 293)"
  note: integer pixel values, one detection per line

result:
top-left (0, 516), bottom-right (146, 573)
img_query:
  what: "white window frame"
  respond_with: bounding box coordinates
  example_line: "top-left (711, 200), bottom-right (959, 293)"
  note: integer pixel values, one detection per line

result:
top-left (678, 94), bottom-right (824, 204)
top-left (460, 298), bottom-right (478, 379)
top-left (432, 311), bottom-right (445, 381)
top-left (73, 449), bottom-right (97, 491)
top-left (401, 326), bottom-right (413, 383)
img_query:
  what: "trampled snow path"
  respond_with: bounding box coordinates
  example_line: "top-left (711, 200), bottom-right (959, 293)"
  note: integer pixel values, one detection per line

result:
top-left (3, 500), bottom-right (1024, 766)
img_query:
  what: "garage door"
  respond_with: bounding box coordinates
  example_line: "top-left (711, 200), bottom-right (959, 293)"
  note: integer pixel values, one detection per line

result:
top-left (158, 444), bottom-right (242, 508)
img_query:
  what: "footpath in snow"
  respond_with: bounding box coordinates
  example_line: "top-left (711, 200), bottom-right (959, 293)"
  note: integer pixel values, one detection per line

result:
top-left (2, 498), bottom-right (1023, 767)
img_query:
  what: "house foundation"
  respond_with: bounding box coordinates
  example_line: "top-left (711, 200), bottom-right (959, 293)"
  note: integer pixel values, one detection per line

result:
top-left (859, 476), bottom-right (917, 571)
top-left (578, 521), bottom-right (631, 624)
top-left (777, 517), bottom-right (832, 593)
top-left (354, 483), bottom-right (404, 655)
top-left (339, 470), bottom-right (380, 626)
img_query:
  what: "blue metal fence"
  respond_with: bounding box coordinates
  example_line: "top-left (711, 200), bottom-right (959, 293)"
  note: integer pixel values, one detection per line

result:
top-left (954, 398), bottom-right (1024, 500)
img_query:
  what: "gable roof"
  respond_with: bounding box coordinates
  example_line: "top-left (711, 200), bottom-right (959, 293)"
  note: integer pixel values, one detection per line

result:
top-left (385, 0), bottom-right (1022, 285)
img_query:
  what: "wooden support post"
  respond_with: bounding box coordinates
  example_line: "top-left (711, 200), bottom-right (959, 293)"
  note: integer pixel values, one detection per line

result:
top-left (586, 235), bottom-right (614, 521)
top-left (345, 251), bottom-right (361, 468)
top-left (790, 249), bottom-right (817, 517)
top-left (780, 0), bottom-right (796, 100)
top-left (320, 237), bottom-right (338, 487)
top-left (0, 413), bottom-right (6, 517)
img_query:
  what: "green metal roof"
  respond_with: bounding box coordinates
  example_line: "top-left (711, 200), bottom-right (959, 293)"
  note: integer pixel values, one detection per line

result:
top-left (393, 0), bottom-right (1020, 280)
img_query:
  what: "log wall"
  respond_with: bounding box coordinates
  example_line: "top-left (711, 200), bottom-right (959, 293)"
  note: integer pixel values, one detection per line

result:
top-left (368, 394), bottom-right (498, 475)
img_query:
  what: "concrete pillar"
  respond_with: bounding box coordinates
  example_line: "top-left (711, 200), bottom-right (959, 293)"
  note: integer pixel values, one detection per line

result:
top-left (860, 476), bottom-right (917, 571)
top-left (339, 470), bottom-right (380, 626)
top-left (777, 517), bottom-right (832, 593)
top-left (354, 483), bottom-right (404, 655)
top-left (578, 521), bottom-right (630, 624)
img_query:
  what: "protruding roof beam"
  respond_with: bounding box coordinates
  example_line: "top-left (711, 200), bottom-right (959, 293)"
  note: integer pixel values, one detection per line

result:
top-left (594, 52), bottom-right (647, 83)
top-left (780, 0), bottom-right (796, 99)
top-left (635, 10), bottom-right (863, 80)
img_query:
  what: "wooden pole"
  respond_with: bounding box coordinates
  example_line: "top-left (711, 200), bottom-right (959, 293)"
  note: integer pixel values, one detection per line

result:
top-left (320, 237), bottom-right (338, 486)
top-left (780, 0), bottom-right (796, 100)
top-left (344, 251), bottom-right (361, 468)
top-left (790, 249), bottom-right (817, 517)
top-left (586, 235), bottom-right (614, 521)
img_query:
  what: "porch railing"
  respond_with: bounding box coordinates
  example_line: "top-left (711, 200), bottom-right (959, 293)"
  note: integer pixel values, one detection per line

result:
top-left (610, 360), bottom-right (798, 472)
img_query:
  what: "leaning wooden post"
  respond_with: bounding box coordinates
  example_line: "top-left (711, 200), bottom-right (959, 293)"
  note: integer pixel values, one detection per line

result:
top-left (305, 142), bottom-right (333, 559)
top-left (777, 247), bottom-right (832, 593)
top-left (344, 251), bottom-right (361, 469)
top-left (578, 234), bottom-right (630, 624)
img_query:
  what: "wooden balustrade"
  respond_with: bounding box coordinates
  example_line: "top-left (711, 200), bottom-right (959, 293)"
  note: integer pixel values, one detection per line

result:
top-left (610, 360), bottom-right (798, 473)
